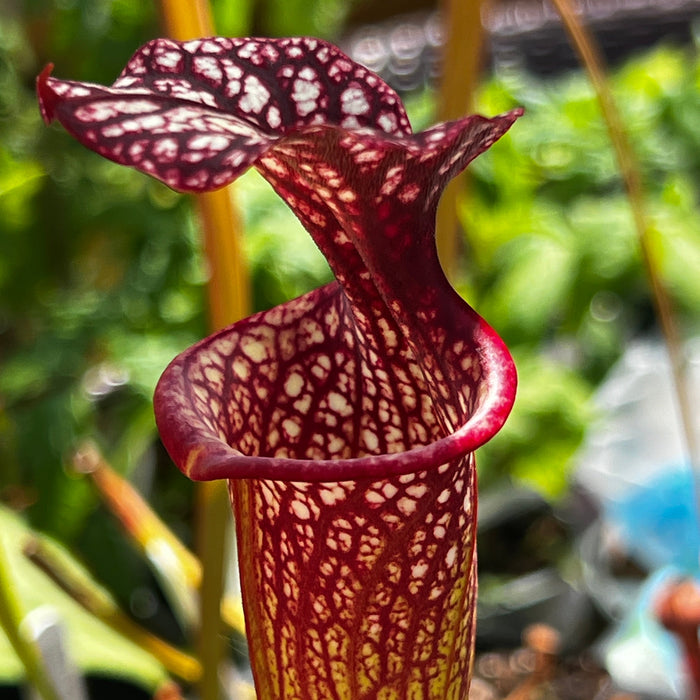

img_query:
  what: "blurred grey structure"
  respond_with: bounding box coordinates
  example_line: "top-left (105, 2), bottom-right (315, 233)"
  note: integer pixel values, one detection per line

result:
top-left (341, 0), bottom-right (700, 91)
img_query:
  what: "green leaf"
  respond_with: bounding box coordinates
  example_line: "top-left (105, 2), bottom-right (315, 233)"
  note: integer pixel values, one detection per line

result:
top-left (0, 506), bottom-right (168, 691)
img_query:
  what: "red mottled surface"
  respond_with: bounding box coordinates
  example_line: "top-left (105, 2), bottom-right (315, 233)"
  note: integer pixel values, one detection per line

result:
top-left (38, 37), bottom-right (521, 698)
top-left (37, 37), bottom-right (412, 191)
top-left (233, 456), bottom-right (478, 697)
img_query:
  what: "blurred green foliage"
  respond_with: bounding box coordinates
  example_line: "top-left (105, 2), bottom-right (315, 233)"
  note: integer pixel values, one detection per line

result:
top-left (0, 0), bottom-right (698, 635)
top-left (2, 6), bottom-right (202, 549)
top-left (466, 44), bottom-right (700, 494)
top-left (0, 0), bottom-right (343, 616)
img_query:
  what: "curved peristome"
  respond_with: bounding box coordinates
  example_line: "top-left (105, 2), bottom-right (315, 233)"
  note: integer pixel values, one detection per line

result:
top-left (154, 280), bottom-right (516, 483)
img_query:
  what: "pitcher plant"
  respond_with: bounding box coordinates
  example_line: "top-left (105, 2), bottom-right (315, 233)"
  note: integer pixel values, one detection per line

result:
top-left (38, 36), bottom-right (520, 698)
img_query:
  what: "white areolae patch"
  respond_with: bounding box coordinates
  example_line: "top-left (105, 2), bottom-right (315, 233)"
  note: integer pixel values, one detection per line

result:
top-left (188, 134), bottom-right (230, 151)
top-left (155, 50), bottom-right (182, 70)
top-left (266, 106), bottom-right (281, 129)
top-left (341, 87), bottom-right (370, 116)
top-left (152, 137), bottom-right (179, 161)
top-left (239, 75), bottom-right (271, 114)
top-left (193, 56), bottom-right (223, 84)
top-left (292, 77), bottom-right (321, 117)
top-left (377, 112), bottom-right (398, 133)
top-left (290, 499), bottom-right (311, 520)
top-left (284, 372), bottom-right (305, 398)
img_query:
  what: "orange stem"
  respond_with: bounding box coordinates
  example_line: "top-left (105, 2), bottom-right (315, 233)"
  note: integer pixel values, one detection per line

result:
top-left (158, 4), bottom-right (252, 700)
top-left (72, 442), bottom-right (248, 638)
top-left (436, 0), bottom-right (487, 281)
top-left (72, 442), bottom-right (201, 588)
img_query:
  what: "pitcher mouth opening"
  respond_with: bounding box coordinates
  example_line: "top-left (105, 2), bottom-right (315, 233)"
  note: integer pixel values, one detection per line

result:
top-left (155, 310), bottom-right (516, 484)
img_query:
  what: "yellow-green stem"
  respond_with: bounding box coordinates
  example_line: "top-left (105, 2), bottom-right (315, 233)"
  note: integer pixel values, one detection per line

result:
top-left (23, 538), bottom-right (202, 684)
top-left (158, 4), bottom-right (252, 700)
top-left (0, 537), bottom-right (60, 700)
top-left (72, 442), bottom-right (247, 637)
top-left (436, 0), bottom-right (486, 281)
top-left (550, 0), bottom-right (699, 474)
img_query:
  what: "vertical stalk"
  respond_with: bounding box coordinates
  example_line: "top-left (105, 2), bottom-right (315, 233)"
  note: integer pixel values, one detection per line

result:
top-left (158, 3), bottom-right (252, 700)
top-left (436, 0), bottom-right (487, 281)
top-left (0, 537), bottom-right (60, 700)
top-left (72, 442), bottom-right (201, 590)
top-left (549, 0), bottom-right (698, 479)
top-left (23, 538), bottom-right (202, 684)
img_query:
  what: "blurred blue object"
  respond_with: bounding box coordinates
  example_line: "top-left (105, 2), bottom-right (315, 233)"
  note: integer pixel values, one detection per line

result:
top-left (607, 462), bottom-right (700, 572)
top-left (575, 337), bottom-right (700, 696)
top-left (602, 568), bottom-right (689, 699)
top-left (576, 338), bottom-right (700, 572)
